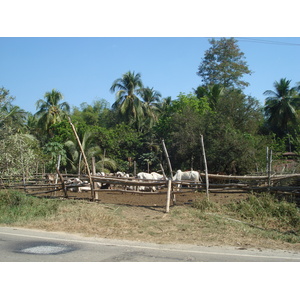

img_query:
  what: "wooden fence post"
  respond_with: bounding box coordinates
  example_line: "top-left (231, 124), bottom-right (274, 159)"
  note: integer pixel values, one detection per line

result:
top-left (160, 163), bottom-right (167, 180)
top-left (92, 157), bottom-right (99, 200)
top-left (166, 179), bottom-right (172, 213)
top-left (266, 147), bottom-right (269, 175)
top-left (200, 134), bottom-right (209, 200)
top-left (54, 154), bottom-right (61, 196)
top-left (134, 161), bottom-right (137, 177)
top-left (78, 153), bottom-right (82, 177)
top-left (162, 139), bottom-right (173, 178)
top-left (268, 148), bottom-right (273, 188)
top-left (68, 117), bottom-right (94, 201)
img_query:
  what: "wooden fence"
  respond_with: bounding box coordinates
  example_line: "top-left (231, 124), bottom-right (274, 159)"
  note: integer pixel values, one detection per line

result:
top-left (1, 172), bottom-right (300, 212)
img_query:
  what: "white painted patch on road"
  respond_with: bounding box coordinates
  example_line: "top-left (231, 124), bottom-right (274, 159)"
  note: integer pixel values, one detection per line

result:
top-left (20, 245), bottom-right (69, 255)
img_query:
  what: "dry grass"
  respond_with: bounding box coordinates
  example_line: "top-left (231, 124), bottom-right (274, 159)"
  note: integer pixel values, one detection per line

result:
top-left (11, 199), bottom-right (300, 252)
top-left (1, 190), bottom-right (300, 251)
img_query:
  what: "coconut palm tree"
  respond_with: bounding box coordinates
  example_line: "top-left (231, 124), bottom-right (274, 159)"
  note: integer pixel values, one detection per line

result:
top-left (194, 84), bottom-right (224, 110)
top-left (0, 103), bottom-right (27, 132)
top-left (264, 78), bottom-right (300, 134)
top-left (65, 130), bottom-right (117, 174)
top-left (139, 87), bottom-right (162, 130)
top-left (156, 96), bottom-right (172, 114)
top-left (110, 71), bottom-right (144, 130)
top-left (35, 89), bottom-right (70, 135)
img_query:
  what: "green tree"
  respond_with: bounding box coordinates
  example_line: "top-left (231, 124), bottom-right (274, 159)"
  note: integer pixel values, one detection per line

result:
top-left (72, 99), bottom-right (111, 127)
top-left (194, 84), bottom-right (224, 110)
top-left (201, 88), bottom-right (265, 174)
top-left (42, 141), bottom-right (67, 172)
top-left (0, 128), bottom-right (42, 177)
top-left (216, 89), bottom-right (264, 135)
top-left (139, 87), bottom-right (162, 130)
top-left (0, 103), bottom-right (27, 133)
top-left (0, 87), bottom-right (17, 124)
top-left (65, 130), bottom-right (117, 174)
top-left (35, 89), bottom-right (70, 136)
top-left (159, 96), bottom-right (172, 113)
top-left (197, 38), bottom-right (252, 89)
top-left (110, 71), bottom-right (144, 131)
top-left (93, 124), bottom-right (143, 172)
top-left (264, 78), bottom-right (300, 141)
top-left (155, 89), bottom-right (265, 174)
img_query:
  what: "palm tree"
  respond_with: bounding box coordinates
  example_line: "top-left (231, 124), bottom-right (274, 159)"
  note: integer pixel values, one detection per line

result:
top-left (65, 130), bottom-right (117, 174)
top-left (35, 89), bottom-right (70, 135)
top-left (0, 103), bottom-right (27, 132)
top-left (139, 87), bottom-right (162, 130)
top-left (110, 71), bottom-right (144, 130)
top-left (264, 78), bottom-right (300, 150)
top-left (194, 84), bottom-right (224, 110)
top-left (157, 96), bottom-right (172, 114)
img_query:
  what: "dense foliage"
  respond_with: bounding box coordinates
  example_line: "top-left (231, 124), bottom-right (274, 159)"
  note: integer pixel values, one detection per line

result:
top-left (1, 38), bottom-right (300, 176)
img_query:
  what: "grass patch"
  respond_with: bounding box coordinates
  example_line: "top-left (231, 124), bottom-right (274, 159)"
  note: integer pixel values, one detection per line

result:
top-left (1, 189), bottom-right (300, 250)
top-left (0, 190), bottom-right (59, 224)
top-left (225, 193), bottom-right (300, 233)
top-left (193, 192), bottom-right (300, 244)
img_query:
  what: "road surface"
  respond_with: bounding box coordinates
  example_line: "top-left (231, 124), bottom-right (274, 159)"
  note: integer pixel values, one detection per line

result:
top-left (0, 226), bottom-right (299, 262)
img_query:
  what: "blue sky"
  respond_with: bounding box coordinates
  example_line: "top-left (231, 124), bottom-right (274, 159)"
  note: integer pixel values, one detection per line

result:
top-left (1, 37), bottom-right (299, 114)
top-left (1, 2), bottom-right (299, 115)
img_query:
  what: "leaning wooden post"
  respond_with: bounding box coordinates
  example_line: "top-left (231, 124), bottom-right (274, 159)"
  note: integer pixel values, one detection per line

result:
top-left (162, 139), bottom-right (175, 204)
top-left (166, 179), bottom-right (172, 213)
top-left (162, 139), bottom-right (173, 177)
top-left (200, 134), bottom-right (209, 200)
top-left (68, 117), bottom-right (94, 201)
top-left (56, 167), bottom-right (68, 198)
top-left (160, 163), bottom-right (167, 180)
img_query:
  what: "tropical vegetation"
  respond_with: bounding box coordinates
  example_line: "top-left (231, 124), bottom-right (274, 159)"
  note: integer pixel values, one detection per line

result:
top-left (1, 38), bottom-right (300, 177)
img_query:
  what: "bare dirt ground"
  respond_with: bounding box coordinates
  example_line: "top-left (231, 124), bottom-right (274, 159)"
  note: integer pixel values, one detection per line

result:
top-left (92, 188), bottom-right (248, 207)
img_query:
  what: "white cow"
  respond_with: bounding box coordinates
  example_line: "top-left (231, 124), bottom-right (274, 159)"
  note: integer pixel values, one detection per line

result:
top-left (66, 178), bottom-right (83, 192)
top-left (150, 172), bottom-right (165, 180)
top-left (96, 172), bottom-right (106, 176)
top-left (173, 170), bottom-right (201, 190)
top-left (116, 171), bottom-right (130, 178)
top-left (137, 172), bottom-right (154, 180)
top-left (136, 172), bottom-right (157, 192)
top-left (66, 178), bottom-right (98, 192)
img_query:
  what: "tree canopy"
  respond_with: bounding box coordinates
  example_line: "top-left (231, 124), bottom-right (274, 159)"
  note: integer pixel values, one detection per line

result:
top-left (197, 38), bottom-right (252, 89)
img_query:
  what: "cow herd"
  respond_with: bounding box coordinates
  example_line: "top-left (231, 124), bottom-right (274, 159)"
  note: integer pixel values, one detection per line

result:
top-left (45, 170), bottom-right (202, 193)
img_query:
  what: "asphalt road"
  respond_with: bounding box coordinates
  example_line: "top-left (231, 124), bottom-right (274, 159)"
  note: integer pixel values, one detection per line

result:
top-left (0, 226), bottom-right (300, 262)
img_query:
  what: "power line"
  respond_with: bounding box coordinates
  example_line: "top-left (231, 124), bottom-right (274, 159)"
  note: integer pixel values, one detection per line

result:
top-left (236, 37), bottom-right (300, 46)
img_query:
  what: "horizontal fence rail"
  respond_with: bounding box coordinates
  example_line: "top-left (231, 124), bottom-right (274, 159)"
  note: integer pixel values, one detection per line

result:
top-left (1, 172), bottom-right (300, 212)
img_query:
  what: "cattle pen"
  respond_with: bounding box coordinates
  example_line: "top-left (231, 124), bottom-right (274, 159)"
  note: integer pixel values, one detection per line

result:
top-left (1, 172), bottom-right (300, 212)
